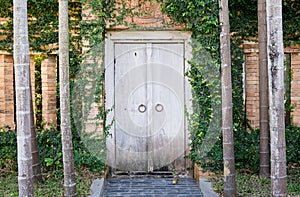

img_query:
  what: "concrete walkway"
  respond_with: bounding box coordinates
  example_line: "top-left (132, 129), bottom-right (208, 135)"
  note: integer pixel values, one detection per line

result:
top-left (103, 178), bottom-right (204, 197)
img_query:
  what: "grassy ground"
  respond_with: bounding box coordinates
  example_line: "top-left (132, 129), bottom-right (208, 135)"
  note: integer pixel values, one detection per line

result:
top-left (1, 166), bottom-right (299, 196)
top-left (0, 168), bottom-right (102, 197)
top-left (210, 165), bottom-right (300, 196)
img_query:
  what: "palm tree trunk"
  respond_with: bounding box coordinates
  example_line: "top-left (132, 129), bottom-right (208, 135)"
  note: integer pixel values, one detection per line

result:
top-left (30, 85), bottom-right (42, 183)
top-left (258, 0), bottom-right (270, 178)
top-left (59, 0), bottom-right (77, 196)
top-left (219, 0), bottom-right (236, 196)
top-left (266, 0), bottom-right (287, 196)
top-left (13, 0), bottom-right (34, 195)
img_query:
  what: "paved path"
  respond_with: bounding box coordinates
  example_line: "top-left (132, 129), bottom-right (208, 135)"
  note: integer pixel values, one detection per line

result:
top-left (103, 178), bottom-right (204, 197)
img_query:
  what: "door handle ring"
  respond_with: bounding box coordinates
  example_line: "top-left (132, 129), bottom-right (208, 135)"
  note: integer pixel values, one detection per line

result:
top-left (138, 104), bottom-right (147, 113)
top-left (155, 104), bottom-right (164, 112)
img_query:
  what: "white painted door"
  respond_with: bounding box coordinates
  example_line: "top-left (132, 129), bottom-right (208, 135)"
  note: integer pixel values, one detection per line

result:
top-left (114, 42), bottom-right (185, 172)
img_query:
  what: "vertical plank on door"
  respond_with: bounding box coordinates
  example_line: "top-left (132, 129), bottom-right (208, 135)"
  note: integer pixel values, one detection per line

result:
top-left (146, 43), bottom-right (154, 171)
top-left (114, 43), bottom-right (148, 171)
top-left (150, 43), bottom-right (185, 171)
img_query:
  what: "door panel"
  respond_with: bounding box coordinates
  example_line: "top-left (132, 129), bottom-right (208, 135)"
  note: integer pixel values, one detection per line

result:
top-left (150, 44), bottom-right (185, 171)
top-left (114, 43), bottom-right (185, 172)
top-left (115, 43), bottom-right (148, 171)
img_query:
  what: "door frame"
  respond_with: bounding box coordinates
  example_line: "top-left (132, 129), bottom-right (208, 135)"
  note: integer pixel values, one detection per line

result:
top-left (105, 30), bottom-right (192, 171)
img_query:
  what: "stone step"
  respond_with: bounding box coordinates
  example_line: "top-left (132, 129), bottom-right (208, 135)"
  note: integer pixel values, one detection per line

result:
top-left (103, 178), bottom-right (203, 197)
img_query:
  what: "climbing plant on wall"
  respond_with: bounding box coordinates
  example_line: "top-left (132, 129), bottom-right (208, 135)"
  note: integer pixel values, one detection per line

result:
top-left (71, 0), bottom-right (149, 164)
top-left (1, 0), bottom-right (299, 172)
top-left (0, 0), bottom-right (59, 53)
top-left (0, 0), bottom-right (153, 171)
top-left (158, 0), bottom-right (300, 172)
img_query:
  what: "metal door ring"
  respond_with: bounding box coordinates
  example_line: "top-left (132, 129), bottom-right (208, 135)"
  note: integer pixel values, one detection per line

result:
top-left (138, 104), bottom-right (147, 113)
top-left (155, 104), bottom-right (164, 112)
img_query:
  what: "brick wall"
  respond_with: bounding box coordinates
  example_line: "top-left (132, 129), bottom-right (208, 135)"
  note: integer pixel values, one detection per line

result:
top-left (30, 55), bottom-right (35, 115)
top-left (2, 2), bottom-right (300, 130)
top-left (244, 42), bottom-right (300, 128)
top-left (41, 55), bottom-right (57, 126)
top-left (244, 43), bottom-right (260, 128)
top-left (3, 0), bottom-right (182, 130)
top-left (120, 0), bottom-right (177, 28)
top-left (0, 54), bottom-right (14, 129)
top-left (107, 0), bottom-right (184, 29)
top-left (291, 52), bottom-right (300, 125)
top-left (0, 54), bottom-right (57, 129)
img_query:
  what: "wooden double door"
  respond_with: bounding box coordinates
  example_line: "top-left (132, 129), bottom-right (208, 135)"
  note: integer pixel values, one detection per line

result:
top-left (107, 37), bottom-right (189, 172)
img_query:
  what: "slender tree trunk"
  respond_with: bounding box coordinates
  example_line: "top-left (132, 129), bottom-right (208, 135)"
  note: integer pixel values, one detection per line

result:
top-left (30, 85), bottom-right (42, 183)
top-left (59, 0), bottom-right (77, 196)
top-left (28, 61), bottom-right (42, 183)
top-left (219, 0), bottom-right (236, 196)
top-left (258, 0), bottom-right (270, 178)
top-left (266, 0), bottom-right (287, 196)
top-left (13, 0), bottom-right (34, 196)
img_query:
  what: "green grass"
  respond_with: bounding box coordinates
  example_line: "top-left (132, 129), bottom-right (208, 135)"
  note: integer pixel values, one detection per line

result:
top-left (210, 166), bottom-right (300, 196)
top-left (0, 168), bottom-right (102, 197)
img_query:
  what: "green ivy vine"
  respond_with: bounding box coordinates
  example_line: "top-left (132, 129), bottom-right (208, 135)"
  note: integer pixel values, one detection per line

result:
top-left (1, 0), bottom-right (299, 172)
top-left (158, 0), bottom-right (300, 172)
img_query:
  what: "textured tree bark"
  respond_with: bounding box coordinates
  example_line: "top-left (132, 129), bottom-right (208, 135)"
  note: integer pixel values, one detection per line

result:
top-left (30, 88), bottom-right (42, 184)
top-left (13, 0), bottom-right (34, 195)
top-left (59, 0), bottom-right (77, 196)
top-left (258, 0), bottom-right (270, 178)
top-left (219, 0), bottom-right (236, 196)
top-left (28, 66), bottom-right (42, 184)
top-left (266, 0), bottom-right (287, 196)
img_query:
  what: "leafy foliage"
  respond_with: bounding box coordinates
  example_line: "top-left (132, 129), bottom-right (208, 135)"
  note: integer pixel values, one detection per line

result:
top-left (1, 0), bottom-right (299, 177)
top-left (0, 125), bottom-right (106, 174)
top-left (37, 126), bottom-right (63, 171)
top-left (70, 0), bottom-right (136, 167)
top-left (158, 0), bottom-right (300, 173)
top-left (0, 0), bottom-right (59, 53)
top-left (234, 128), bottom-right (260, 173)
top-left (34, 55), bottom-right (47, 131)
top-left (0, 126), bottom-right (17, 171)
top-left (37, 126), bottom-right (106, 173)
top-left (0, 0), bottom-right (148, 177)
top-left (283, 0), bottom-right (300, 45)
top-left (158, 0), bottom-right (224, 173)
top-left (286, 125), bottom-right (300, 164)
